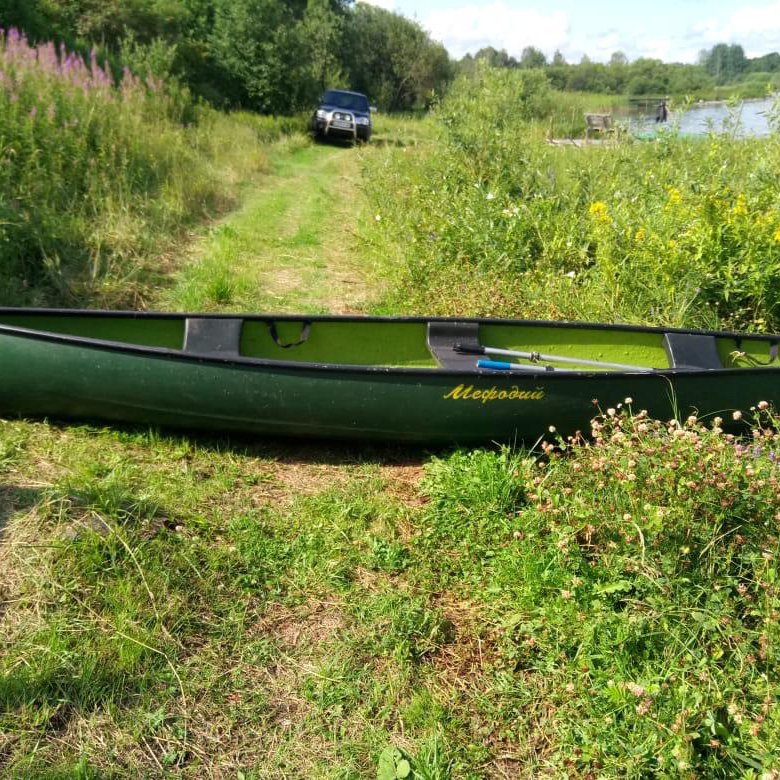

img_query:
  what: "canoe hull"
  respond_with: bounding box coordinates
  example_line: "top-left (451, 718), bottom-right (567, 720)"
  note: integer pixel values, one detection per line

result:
top-left (1, 330), bottom-right (776, 443)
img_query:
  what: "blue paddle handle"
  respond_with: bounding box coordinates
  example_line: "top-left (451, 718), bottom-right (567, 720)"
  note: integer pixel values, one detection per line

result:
top-left (477, 360), bottom-right (513, 370)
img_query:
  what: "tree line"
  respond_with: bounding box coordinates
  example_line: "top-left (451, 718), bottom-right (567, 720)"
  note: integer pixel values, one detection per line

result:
top-left (0, 0), bottom-right (453, 112)
top-left (2, 0), bottom-right (778, 111)
top-left (462, 43), bottom-right (780, 96)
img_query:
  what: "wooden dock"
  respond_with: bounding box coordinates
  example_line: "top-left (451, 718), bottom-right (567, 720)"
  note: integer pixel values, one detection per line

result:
top-left (546, 138), bottom-right (618, 147)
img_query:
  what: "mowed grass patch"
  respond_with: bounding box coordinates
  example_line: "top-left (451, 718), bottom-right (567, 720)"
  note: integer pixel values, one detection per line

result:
top-left (0, 421), bottom-right (451, 776)
top-left (161, 141), bottom-right (380, 315)
top-left (2, 407), bottom-right (779, 777)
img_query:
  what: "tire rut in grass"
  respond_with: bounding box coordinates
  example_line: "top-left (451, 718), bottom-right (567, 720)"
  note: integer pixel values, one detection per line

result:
top-left (162, 144), bottom-right (376, 314)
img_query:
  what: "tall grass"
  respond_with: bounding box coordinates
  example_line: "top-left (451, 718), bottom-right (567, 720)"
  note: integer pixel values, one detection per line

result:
top-left (0, 29), bottom-right (305, 307)
top-left (366, 66), bottom-right (780, 331)
top-left (418, 406), bottom-right (780, 776)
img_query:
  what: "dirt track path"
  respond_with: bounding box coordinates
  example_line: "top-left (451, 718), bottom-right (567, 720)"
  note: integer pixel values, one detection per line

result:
top-left (158, 143), bottom-right (378, 314)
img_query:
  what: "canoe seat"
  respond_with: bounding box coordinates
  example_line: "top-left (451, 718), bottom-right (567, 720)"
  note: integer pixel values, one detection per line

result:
top-left (427, 321), bottom-right (481, 370)
top-left (663, 332), bottom-right (722, 369)
top-left (184, 318), bottom-right (242, 357)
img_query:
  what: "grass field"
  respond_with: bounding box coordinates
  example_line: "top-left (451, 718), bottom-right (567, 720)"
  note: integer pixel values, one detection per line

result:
top-left (0, 29), bottom-right (306, 310)
top-left (365, 69), bottom-right (780, 332)
top-left (1, 68), bottom-right (780, 777)
top-left (159, 142), bottom-right (378, 314)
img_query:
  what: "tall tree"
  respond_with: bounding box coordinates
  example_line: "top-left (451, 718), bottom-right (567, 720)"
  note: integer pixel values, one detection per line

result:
top-left (301, 0), bottom-right (347, 96)
top-left (209, 0), bottom-right (310, 112)
top-left (609, 51), bottom-right (628, 66)
top-left (0, 0), bottom-right (58, 38)
top-left (474, 46), bottom-right (516, 68)
top-left (701, 42), bottom-right (748, 83)
top-left (519, 46), bottom-right (547, 68)
top-left (343, 3), bottom-right (452, 110)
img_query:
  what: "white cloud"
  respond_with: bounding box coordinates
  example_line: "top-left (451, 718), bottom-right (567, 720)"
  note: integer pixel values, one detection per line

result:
top-left (359, 0), bottom-right (397, 10)
top-left (422, 3), bottom-right (570, 59)
top-left (417, 0), bottom-right (780, 63)
top-left (682, 1), bottom-right (780, 58)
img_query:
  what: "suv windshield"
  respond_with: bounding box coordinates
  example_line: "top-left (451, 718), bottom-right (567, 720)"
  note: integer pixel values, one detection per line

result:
top-left (322, 90), bottom-right (369, 112)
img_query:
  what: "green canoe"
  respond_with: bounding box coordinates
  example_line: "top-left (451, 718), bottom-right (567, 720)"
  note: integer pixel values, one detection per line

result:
top-left (0, 308), bottom-right (778, 444)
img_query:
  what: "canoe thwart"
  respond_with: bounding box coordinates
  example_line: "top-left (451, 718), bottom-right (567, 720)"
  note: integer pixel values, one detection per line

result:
top-left (427, 321), bottom-right (482, 369)
top-left (184, 318), bottom-right (242, 357)
top-left (663, 333), bottom-right (722, 369)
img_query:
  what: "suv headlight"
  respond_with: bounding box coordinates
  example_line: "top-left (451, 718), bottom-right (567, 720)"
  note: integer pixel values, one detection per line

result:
top-left (316, 109), bottom-right (328, 119)
top-left (356, 117), bottom-right (370, 126)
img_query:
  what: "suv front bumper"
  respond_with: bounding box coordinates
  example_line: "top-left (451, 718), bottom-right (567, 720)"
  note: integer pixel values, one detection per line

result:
top-left (313, 111), bottom-right (370, 142)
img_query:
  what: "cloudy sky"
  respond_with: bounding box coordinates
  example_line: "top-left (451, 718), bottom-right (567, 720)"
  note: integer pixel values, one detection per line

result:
top-left (362, 0), bottom-right (780, 63)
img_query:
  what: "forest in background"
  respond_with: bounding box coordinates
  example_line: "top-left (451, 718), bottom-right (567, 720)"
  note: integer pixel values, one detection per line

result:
top-left (0, 0), bottom-right (453, 112)
top-left (2, 0), bottom-right (780, 116)
top-left (465, 42), bottom-right (780, 98)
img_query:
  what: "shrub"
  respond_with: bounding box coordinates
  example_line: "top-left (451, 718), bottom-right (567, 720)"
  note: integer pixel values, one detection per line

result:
top-left (366, 68), bottom-right (780, 331)
top-left (418, 406), bottom-right (780, 775)
top-left (0, 28), bottom-right (300, 306)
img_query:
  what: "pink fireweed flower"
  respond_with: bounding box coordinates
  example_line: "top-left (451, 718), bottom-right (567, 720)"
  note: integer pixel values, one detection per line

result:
top-left (36, 41), bottom-right (57, 73)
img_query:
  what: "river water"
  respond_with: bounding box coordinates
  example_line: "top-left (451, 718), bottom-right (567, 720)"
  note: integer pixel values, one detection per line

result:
top-left (629, 96), bottom-right (777, 138)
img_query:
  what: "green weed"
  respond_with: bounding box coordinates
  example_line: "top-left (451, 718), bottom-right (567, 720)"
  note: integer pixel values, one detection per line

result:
top-left (365, 67), bottom-right (780, 331)
top-left (0, 34), bottom-right (300, 308)
top-left (411, 408), bottom-right (780, 776)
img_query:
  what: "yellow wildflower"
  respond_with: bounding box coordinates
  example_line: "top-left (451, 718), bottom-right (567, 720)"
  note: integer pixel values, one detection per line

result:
top-left (634, 227), bottom-right (646, 243)
top-left (668, 239), bottom-right (677, 250)
top-left (666, 187), bottom-right (682, 206)
top-left (773, 227), bottom-right (780, 243)
top-left (588, 200), bottom-right (610, 225)
top-left (732, 194), bottom-right (748, 217)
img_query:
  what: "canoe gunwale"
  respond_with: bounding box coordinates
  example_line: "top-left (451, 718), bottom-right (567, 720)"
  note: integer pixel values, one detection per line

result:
top-left (1, 306), bottom-right (780, 343)
top-left (2, 316), bottom-right (780, 380)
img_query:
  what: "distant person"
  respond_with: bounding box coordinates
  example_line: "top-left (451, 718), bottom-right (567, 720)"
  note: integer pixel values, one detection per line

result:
top-left (656, 99), bottom-right (668, 123)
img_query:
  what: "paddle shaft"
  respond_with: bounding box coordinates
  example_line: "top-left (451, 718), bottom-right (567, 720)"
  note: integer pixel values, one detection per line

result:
top-left (478, 359), bottom-right (572, 373)
top-left (460, 344), bottom-right (653, 372)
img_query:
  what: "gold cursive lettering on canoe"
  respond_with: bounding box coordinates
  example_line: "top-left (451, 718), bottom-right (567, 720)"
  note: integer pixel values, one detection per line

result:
top-left (443, 384), bottom-right (545, 403)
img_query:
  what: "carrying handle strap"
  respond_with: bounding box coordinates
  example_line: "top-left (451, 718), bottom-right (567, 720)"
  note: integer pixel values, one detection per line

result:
top-left (733, 338), bottom-right (779, 366)
top-left (268, 320), bottom-right (312, 349)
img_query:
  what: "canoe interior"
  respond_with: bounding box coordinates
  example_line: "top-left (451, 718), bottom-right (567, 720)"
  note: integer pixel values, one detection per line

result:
top-left (0, 312), bottom-right (778, 371)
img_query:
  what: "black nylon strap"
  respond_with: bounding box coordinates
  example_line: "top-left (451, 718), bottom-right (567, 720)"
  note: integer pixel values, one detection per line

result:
top-left (268, 320), bottom-right (312, 349)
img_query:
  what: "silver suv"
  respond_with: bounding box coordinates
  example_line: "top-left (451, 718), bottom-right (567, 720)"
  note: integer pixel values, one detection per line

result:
top-left (312, 89), bottom-right (372, 144)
